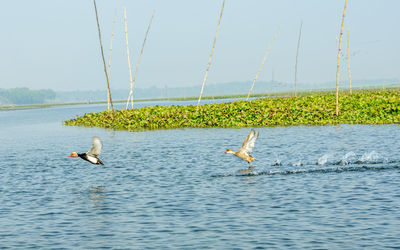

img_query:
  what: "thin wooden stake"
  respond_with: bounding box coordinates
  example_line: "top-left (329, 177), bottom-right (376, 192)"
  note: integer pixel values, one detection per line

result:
top-left (93, 0), bottom-right (114, 111)
top-left (197, 0), bottom-right (226, 108)
top-left (336, 0), bottom-right (348, 116)
top-left (124, 8), bottom-right (134, 109)
top-left (246, 26), bottom-right (280, 101)
top-left (127, 11), bottom-right (155, 109)
top-left (294, 21), bottom-right (303, 97)
top-left (347, 29), bottom-right (352, 94)
top-left (106, 0), bottom-right (118, 111)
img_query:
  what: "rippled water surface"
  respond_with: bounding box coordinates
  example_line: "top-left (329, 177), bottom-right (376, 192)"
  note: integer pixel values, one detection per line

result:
top-left (1, 101), bottom-right (400, 249)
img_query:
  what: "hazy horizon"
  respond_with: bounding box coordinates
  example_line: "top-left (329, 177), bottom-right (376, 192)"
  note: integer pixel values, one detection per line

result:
top-left (2, 77), bottom-right (399, 93)
top-left (1, 0), bottom-right (399, 91)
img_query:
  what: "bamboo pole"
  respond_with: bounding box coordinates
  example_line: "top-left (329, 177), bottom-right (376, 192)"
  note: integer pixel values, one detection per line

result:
top-left (93, 0), bottom-right (114, 111)
top-left (106, 0), bottom-right (118, 111)
top-left (335, 0), bottom-right (348, 116)
top-left (246, 26), bottom-right (280, 101)
top-left (294, 21), bottom-right (303, 97)
top-left (127, 11), bottom-right (155, 109)
top-left (123, 8), bottom-right (134, 109)
top-left (347, 29), bottom-right (352, 94)
top-left (197, 0), bottom-right (226, 108)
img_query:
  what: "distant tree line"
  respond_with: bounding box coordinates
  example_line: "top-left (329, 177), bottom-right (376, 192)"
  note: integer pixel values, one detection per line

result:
top-left (0, 88), bottom-right (56, 105)
top-left (54, 79), bottom-right (397, 103)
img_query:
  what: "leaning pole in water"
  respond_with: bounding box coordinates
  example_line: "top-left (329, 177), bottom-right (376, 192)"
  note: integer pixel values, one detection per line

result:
top-left (126, 11), bottom-right (155, 109)
top-left (106, 0), bottom-right (119, 111)
top-left (197, 0), bottom-right (226, 108)
top-left (93, 0), bottom-right (114, 111)
top-left (294, 21), bottom-right (303, 97)
top-left (335, 0), bottom-right (348, 116)
top-left (246, 26), bottom-right (280, 101)
top-left (123, 8), bottom-right (134, 110)
top-left (347, 29), bottom-right (352, 94)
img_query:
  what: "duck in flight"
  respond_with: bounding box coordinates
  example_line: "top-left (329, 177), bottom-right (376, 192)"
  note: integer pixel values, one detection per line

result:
top-left (225, 129), bottom-right (259, 166)
top-left (68, 136), bottom-right (104, 165)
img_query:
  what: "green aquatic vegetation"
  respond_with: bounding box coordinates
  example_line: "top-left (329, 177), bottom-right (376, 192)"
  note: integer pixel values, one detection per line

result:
top-left (63, 89), bottom-right (400, 131)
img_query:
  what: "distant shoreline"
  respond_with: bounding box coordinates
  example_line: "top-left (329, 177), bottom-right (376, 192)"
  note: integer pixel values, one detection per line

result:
top-left (0, 91), bottom-right (313, 111)
top-left (2, 84), bottom-right (399, 111)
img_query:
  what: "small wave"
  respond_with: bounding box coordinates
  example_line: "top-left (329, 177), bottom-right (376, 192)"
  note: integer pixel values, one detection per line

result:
top-left (317, 154), bottom-right (331, 166)
top-left (271, 154), bottom-right (282, 166)
top-left (266, 151), bottom-right (392, 168)
top-left (318, 151), bottom-right (391, 166)
top-left (272, 159), bottom-right (282, 166)
top-left (259, 165), bottom-right (400, 176)
top-left (212, 165), bottom-right (400, 178)
top-left (357, 151), bottom-right (389, 164)
top-left (340, 151), bottom-right (357, 165)
top-left (292, 160), bottom-right (303, 167)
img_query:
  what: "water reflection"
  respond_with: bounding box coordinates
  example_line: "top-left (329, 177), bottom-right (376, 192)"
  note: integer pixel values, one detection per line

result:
top-left (89, 186), bottom-right (106, 206)
top-left (237, 166), bottom-right (255, 175)
top-left (88, 186), bottom-right (107, 226)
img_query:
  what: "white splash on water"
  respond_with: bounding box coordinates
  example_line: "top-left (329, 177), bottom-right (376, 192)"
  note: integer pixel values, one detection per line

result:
top-left (292, 160), bottom-right (303, 167)
top-left (360, 151), bottom-right (381, 163)
top-left (317, 154), bottom-right (330, 166)
top-left (340, 151), bottom-right (357, 165)
top-left (271, 153), bottom-right (282, 166)
top-left (272, 158), bottom-right (282, 166)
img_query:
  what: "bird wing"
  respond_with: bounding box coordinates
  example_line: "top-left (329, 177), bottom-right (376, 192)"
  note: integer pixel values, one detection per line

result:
top-left (87, 136), bottom-right (102, 157)
top-left (240, 129), bottom-right (259, 154)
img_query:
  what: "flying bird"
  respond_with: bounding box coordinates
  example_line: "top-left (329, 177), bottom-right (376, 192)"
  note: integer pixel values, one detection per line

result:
top-left (225, 129), bottom-right (259, 165)
top-left (68, 136), bottom-right (104, 165)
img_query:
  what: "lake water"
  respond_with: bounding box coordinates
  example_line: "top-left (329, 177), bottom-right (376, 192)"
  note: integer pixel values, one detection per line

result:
top-left (1, 100), bottom-right (400, 249)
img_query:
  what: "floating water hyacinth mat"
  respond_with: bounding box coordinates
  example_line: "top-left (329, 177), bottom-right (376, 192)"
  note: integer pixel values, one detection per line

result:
top-left (63, 89), bottom-right (400, 131)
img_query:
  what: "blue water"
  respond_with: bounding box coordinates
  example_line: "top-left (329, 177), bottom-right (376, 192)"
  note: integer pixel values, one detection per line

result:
top-left (1, 100), bottom-right (400, 249)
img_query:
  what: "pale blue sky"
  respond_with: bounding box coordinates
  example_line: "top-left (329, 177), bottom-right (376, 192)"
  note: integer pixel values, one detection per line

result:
top-left (0, 0), bottom-right (399, 91)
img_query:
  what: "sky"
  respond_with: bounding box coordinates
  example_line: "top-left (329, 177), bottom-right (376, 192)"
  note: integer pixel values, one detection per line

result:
top-left (0, 0), bottom-right (399, 91)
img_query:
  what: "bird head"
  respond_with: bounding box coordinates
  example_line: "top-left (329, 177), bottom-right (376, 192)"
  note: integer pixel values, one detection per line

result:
top-left (225, 149), bottom-right (235, 154)
top-left (68, 152), bottom-right (78, 157)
